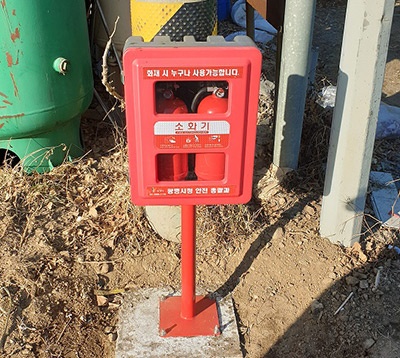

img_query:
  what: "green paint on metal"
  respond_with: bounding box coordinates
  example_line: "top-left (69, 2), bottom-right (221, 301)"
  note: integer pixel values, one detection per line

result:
top-left (0, 117), bottom-right (83, 173)
top-left (0, 0), bottom-right (93, 173)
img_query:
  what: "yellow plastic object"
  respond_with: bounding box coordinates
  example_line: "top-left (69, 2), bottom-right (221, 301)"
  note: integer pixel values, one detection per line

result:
top-left (130, 0), bottom-right (217, 42)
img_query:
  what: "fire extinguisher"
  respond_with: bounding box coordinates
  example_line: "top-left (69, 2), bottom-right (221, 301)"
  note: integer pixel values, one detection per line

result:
top-left (156, 89), bottom-right (188, 114)
top-left (195, 88), bottom-right (228, 181)
top-left (156, 89), bottom-right (188, 181)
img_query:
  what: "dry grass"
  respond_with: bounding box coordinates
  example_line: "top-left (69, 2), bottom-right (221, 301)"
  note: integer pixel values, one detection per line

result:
top-left (0, 114), bottom-right (154, 355)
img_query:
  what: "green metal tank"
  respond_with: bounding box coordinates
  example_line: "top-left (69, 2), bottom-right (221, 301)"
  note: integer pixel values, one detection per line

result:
top-left (0, 0), bottom-right (93, 172)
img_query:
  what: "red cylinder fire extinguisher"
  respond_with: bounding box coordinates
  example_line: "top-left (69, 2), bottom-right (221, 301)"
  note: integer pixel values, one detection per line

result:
top-left (157, 90), bottom-right (188, 181)
top-left (195, 88), bottom-right (227, 181)
top-left (156, 89), bottom-right (188, 114)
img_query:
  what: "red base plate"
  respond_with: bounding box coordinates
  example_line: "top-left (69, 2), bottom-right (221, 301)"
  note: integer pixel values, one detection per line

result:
top-left (159, 295), bottom-right (220, 337)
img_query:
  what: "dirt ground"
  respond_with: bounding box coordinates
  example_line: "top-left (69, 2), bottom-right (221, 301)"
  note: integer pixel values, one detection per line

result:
top-left (0, 1), bottom-right (399, 357)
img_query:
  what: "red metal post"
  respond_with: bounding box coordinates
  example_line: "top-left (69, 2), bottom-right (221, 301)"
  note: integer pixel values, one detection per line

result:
top-left (180, 204), bottom-right (196, 319)
top-left (158, 204), bottom-right (220, 336)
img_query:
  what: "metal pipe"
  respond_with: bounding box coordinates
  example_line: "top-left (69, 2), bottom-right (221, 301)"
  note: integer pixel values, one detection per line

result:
top-left (246, 3), bottom-right (255, 40)
top-left (95, 0), bottom-right (123, 72)
top-left (180, 205), bottom-right (196, 320)
top-left (272, 0), bottom-right (316, 170)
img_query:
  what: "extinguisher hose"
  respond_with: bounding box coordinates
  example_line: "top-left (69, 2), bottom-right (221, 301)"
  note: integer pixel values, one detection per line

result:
top-left (190, 87), bottom-right (209, 113)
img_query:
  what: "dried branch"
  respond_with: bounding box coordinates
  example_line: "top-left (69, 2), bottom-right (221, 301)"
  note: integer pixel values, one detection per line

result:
top-left (101, 16), bottom-right (125, 109)
top-left (0, 287), bottom-right (13, 353)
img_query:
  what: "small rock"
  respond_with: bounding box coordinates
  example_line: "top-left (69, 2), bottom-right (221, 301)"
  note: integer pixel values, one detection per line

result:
top-left (304, 205), bottom-right (315, 216)
top-left (363, 338), bottom-right (376, 350)
top-left (99, 263), bottom-right (113, 274)
top-left (354, 272), bottom-right (368, 279)
top-left (352, 242), bottom-right (362, 252)
top-left (89, 206), bottom-right (98, 219)
top-left (328, 272), bottom-right (337, 279)
top-left (108, 332), bottom-right (118, 342)
top-left (358, 251), bottom-right (368, 263)
top-left (272, 227), bottom-right (284, 241)
top-left (345, 276), bottom-right (360, 286)
top-left (106, 238), bottom-right (116, 250)
top-left (104, 326), bottom-right (113, 334)
top-left (351, 242), bottom-right (368, 262)
top-left (359, 280), bottom-right (369, 289)
top-left (278, 197), bottom-right (286, 206)
top-left (59, 251), bottom-right (71, 259)
top-left (259, 78), bottom-right (275, 96)
top-left (311, 300), bottom-right (324, 315)
top-left (96, 295), bottom-right (109, 307)
top-left (108, 302), bottom-right (120, 310)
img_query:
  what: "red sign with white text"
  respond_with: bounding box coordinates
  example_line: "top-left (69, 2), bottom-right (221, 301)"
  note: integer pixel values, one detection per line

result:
top-left (143, 67), bottom-right (243, 80)
top-left (147, 185), bottom-right (237, 197)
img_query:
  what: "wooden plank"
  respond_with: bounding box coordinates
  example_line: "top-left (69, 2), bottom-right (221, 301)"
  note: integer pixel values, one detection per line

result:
top-left (246, 0), bottom-right (285, 29)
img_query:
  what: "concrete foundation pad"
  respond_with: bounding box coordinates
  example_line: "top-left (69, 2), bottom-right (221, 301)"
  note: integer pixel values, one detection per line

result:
top-left (116, 288), bottom-right (242, 357)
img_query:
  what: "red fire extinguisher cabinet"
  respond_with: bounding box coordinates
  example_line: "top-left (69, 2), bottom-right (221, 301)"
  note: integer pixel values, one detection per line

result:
top-left (123, 35), bottom-right (262, 206)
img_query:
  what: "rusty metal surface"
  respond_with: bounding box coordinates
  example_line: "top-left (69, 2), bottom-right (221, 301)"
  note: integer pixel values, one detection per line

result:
top-left (246, 0), bottom-right (285, 29)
